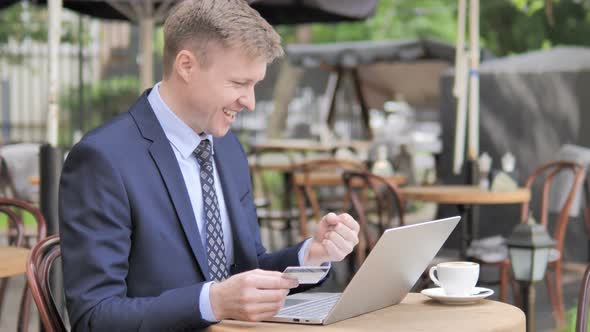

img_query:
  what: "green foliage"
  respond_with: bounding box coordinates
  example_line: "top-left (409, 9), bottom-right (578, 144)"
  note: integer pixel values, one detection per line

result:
top-left (0, 2), bottom-right (89, 45)
top-left (278, 0), bottom-right (590, 56)
top-left (61, 76), bottom-right (140, 143)
top-left (0, 2), bottom-right (46, 44)
top-left (561, 307), bottom-right (582, 332)
top-left (0, 209), bottom-right (36, 227)
top-left (481, 0), bottom-right (590, 55)
top-left (297, 0), bottom-right (458, 44)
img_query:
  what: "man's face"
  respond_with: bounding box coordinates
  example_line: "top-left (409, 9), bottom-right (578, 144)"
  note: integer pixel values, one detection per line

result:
top-left (183, 44), bottom-right (267, 137)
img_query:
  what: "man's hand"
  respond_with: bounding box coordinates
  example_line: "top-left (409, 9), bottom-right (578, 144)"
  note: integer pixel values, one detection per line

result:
top-left (209, 269), bottom-right (299, 321)
top-left (304, 212), bottom-right (360, 266)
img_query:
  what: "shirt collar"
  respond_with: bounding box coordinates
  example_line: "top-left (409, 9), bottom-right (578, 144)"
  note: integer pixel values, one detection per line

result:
top-left (147, 82), bottom-right (214, 159)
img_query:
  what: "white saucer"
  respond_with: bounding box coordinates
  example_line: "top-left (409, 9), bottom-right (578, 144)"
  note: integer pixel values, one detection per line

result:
top-left (420, 287), bottom-right (494, 305)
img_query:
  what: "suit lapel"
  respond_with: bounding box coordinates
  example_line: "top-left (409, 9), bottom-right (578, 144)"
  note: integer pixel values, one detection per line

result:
top-left (213, 138), bottom-right (258, 272)
top-left (130, 95), bottom-right (210, 280)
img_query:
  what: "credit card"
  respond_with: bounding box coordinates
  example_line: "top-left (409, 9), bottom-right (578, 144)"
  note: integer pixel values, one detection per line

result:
top-left (282, 266), bottom-right (330, 284)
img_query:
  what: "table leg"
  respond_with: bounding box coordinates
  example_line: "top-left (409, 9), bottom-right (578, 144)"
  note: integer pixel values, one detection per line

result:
top-left (457, 204), bottom-right (469, 258)
top-left (583, 176), bottom-right (590, 261)
top-left (282, 171), bottom-right (295, 246)
top-left (457, 203), bottom-right (478, 259)
top-left (470, 204), bottom-right (479, 246)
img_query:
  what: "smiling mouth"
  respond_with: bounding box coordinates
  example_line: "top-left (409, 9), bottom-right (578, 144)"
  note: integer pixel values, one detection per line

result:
top-left (223, 109), bottom-right (237, 120)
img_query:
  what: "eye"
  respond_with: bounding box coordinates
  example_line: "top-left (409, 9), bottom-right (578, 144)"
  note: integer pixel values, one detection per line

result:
top-left (233, 81), bottom-right (247, 86)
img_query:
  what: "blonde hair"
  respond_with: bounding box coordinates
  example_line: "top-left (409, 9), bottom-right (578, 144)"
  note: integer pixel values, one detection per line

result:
top-left (163, 0), bottom-right (283, 78)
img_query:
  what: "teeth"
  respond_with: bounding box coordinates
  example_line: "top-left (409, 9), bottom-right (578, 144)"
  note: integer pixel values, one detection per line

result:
top-left (223, 109), bottom-right (236, 119)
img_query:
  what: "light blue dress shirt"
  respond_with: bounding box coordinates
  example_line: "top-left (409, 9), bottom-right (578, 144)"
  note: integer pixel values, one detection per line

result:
top-left (147, 83), bottom-right (314, 322)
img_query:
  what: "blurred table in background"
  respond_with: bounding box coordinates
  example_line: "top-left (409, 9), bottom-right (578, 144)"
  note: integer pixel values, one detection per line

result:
top-left (0, 246), bottom-right (29, 278)
top-left (294, 172), bottom-right (406, 188)
top-left (28, 176), bottom-right (39, 186)
top-left (400, 185), bottom-right (531, 257)
top-left (249, 139), bottom-right (371, 156)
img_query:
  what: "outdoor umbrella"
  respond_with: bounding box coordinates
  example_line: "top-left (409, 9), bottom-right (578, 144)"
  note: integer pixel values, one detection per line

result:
top-left (248, 0), bottom-right (378, 25)
top-left (0, 0), bottom-right (21, 10)
top-left (32, 0), bottom-right (180, 90)
top-left (23, 0), bottom-right (378, 90)
top-left (27, 0), bottom-right (378, 143)
top-left (32, 0), bottom-right (378, 23)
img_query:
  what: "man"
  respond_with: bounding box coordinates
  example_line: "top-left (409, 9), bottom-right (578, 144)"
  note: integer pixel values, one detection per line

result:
top-left (59, 0), bottom-right (360, 331)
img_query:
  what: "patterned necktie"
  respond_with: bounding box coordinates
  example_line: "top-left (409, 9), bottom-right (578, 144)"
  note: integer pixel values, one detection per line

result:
top-left (195, 139), bottom-right (229, 281)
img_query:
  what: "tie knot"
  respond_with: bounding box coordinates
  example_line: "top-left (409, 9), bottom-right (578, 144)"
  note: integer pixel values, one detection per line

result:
top-left (195, 139), bottom-right (212, 165)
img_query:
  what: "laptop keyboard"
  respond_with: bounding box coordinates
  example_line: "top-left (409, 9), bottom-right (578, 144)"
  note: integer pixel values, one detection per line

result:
top-left (278, 294), bottom-right (341, 319)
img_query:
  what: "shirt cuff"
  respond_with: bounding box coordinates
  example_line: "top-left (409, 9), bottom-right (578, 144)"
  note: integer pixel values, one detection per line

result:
top-left (199, 281), bottom-right (219, 322)
top-left (297, 238), bottom-right (331, 268)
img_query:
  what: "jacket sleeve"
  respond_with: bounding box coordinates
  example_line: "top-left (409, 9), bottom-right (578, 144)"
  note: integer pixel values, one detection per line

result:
top-left (229, 134), bottom-right (327, 293)
top-left (59, 140), bottom-right (210, 331)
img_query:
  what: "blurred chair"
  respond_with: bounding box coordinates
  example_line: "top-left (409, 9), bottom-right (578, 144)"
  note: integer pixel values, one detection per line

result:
top-left (0, 155), bottom-right (18, 198)
top-left (342, 170), bottom-right (457, 286)
top-left (249, 148), bottom-right (308, 249)
top-left (0, 143), bottom-right (40, 203)
top-left (468, 161), bottom-right (585, 320)
top-left (0, 197), bottom-right (47, 332)
top-left (342, 170), bottom-right (405, 269)
top-left (529, 161), bottom-right (586, 325)
top-left (577, 264), bottom-right (590, 332)
top-left (0, 206), bottom-right (24, 323)
top-left (25, 235), bottom-right (66, 332)
top-left (292, 158), bottom-right (366, 240)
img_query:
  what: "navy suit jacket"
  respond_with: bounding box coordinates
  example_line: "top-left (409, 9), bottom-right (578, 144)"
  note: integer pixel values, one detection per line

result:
top-left (59, 93), bottom-right (306, 331)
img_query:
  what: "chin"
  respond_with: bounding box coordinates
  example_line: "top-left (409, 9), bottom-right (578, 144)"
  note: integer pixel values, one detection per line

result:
top-left (210, 127), bottom-right (231, 138)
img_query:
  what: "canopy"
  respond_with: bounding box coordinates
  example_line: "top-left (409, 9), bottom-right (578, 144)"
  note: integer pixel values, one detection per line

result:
top-left (2, 0), bottom-right (378, 24)
top-left (286, 39), bottom-right (459, 68)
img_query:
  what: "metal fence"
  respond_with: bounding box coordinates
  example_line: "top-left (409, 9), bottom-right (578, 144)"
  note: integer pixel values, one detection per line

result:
top-left (0, 18), bottom-right (131, 145)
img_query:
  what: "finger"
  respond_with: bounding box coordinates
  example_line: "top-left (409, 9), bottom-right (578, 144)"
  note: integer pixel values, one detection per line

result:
top-left (333, 222), bottom-right (358, 244)
top-left (326, 231), bottom-right (353, 253)
top-left (322, 212), bottom-right (340, 226)
top-left (247, 273), bottom-right (299, 289)
top-left (248, 309), bottom-right (283, 322)
top-left (323, 238), bottom-right (346, 261)
top-left (338, 213), bottom-right (360, 233)
top-left (252, 289), bottom-right (289, 303)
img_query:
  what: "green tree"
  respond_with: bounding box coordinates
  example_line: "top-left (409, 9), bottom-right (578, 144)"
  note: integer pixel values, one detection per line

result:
top-left (481, 0), bottom-right (590, 55)
top-left (0, 1), bottom-right (87, 45)
top-left (277, 0), bottom-right (590, 56)
top-left (278, 0), bottom-right (458, 44)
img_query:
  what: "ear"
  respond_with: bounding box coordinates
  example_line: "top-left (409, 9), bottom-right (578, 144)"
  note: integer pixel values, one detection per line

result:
top-left (174, 49), bottom-right (196, 83)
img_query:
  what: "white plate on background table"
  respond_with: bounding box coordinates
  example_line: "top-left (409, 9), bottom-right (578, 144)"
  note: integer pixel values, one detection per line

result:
top-left (421, 287), bottom-right (494, 305)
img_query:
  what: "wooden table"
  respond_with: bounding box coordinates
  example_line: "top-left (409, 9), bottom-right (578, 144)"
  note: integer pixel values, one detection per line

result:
top-left (0, 246), bottom-right (30, 278)
top-left (401, 185), bottom-right (530, 205)
top-left (250, 139), bottom-right (371, 155)
top-left (208, 293), bottom-right (525, 332)
top-left (28, 175), bottom-right (39, 185)
top-left (400, 185), bottom-right (531, 257)
top-left (294, 173), bottom-right (406, 187)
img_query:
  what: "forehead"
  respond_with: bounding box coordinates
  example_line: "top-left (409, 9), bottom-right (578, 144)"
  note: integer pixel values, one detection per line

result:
top-left (205, 44), bottom-right (267, 82)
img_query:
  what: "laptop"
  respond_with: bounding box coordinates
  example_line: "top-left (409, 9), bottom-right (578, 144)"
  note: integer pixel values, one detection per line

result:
top-left (265, 216), bottom-right (461, 325)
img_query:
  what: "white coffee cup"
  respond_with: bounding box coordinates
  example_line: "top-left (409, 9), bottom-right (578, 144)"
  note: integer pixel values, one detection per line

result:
top-left (428, 261), bottom-right (479, 296)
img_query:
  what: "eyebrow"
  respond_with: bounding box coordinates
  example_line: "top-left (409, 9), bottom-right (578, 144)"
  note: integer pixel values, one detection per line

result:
top-left (233, 79), bottom-right (262, 86)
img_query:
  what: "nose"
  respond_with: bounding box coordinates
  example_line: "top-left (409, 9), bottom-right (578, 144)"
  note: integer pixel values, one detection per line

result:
top-left (239, 86), bottom-right (256, 112)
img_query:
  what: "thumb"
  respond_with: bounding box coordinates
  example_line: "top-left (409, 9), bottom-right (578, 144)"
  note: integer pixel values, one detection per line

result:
top-left (322, 212), bottom-right (340, 226)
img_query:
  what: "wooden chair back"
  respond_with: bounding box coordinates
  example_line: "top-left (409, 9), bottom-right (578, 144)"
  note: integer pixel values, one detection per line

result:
top-left (292, 158), bottom-right (366, 239)
top-left (25, 235), bottom-right (66, 332)
top-left (342, 170), bottom-right (405, 268)
top-left (577, 264), bottom-right (590, 332)
top-left (520, 160), bottom-right (585, 324)
top-left (0, 205), bottom-right (24, 322)
top-left (520, 161), bottom-right (585, 255)
top-left (0, 197), bottom-right (48, 332)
